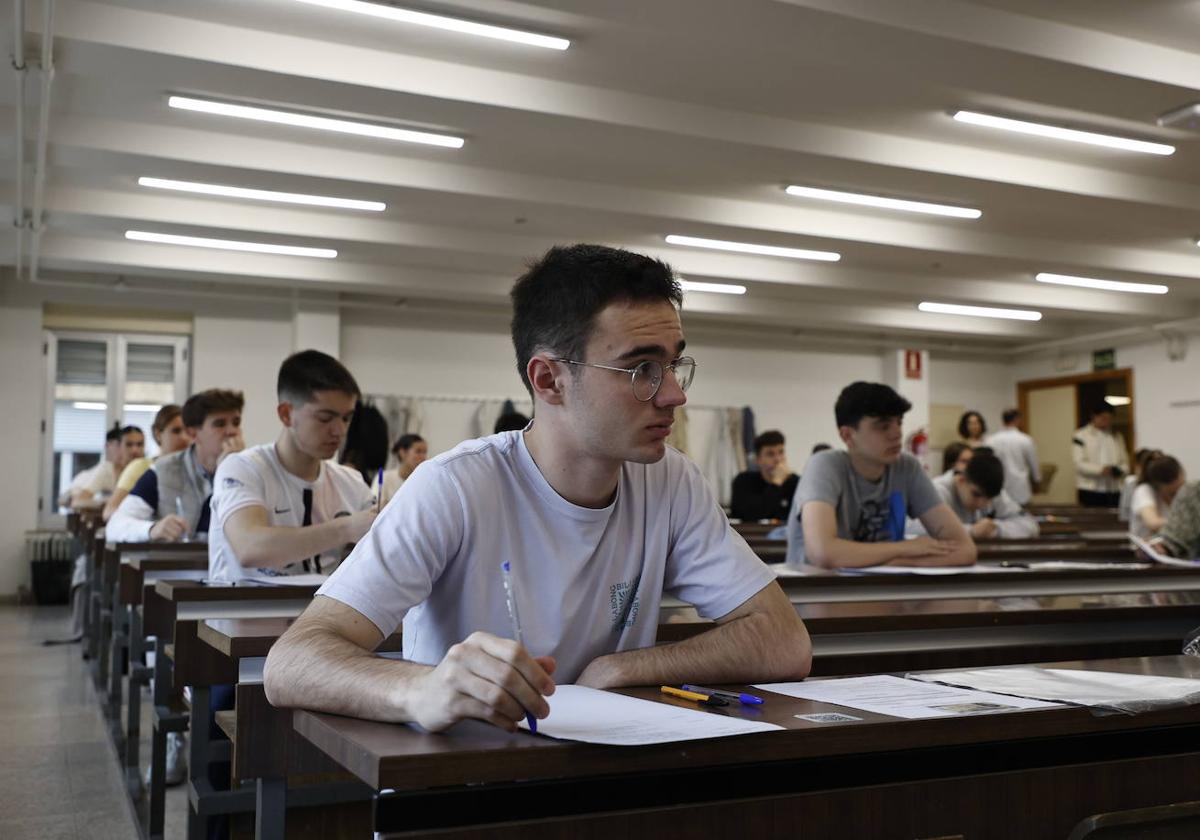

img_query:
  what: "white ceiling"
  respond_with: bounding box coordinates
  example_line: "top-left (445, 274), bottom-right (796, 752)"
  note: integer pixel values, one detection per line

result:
top-left (5, 0), bottom-right (1200, 354)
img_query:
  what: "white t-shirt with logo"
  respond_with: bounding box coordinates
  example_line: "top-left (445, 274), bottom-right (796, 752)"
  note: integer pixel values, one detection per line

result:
top-left (318, 430), bottom-right (775, 683)
top-left (208, 443), bottom-right (375, 583)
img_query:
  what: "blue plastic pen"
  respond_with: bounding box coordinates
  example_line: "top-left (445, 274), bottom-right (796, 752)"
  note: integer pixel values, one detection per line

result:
top-left (375, 467), bottom-right (385, 512)
top-left (500, 561), bottom-right (537, 734)
top-left (681, 684), bottom-right (765, 706)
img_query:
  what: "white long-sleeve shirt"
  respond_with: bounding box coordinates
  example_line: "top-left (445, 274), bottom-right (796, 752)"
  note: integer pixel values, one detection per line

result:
top-left (1072, 425), bottom-right (1130, 494)
top-left (984, 427), bottom-right (1041, 506)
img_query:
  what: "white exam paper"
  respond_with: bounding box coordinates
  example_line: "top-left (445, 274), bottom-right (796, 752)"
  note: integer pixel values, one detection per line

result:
top-left (840, 564), bottom-right (1011, 576)
top-left (753, 674), bottom-right (1059, 720)
top-left (520, 684), bottom-right (783, 745)
top-left (244, 573), bottom-right (330, 587)
top-left (1130, 535), bottom-right (1200, 568)
top-left (1026, 561), bottom-right (1149, 571)
top-left (910, 667), bottom-right (1200, 713)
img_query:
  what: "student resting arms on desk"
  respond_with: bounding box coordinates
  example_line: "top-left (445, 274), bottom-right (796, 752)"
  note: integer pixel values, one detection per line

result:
top-left (785, 382), bottom-right (976, 569)
top-left (208, 351), bottom-right (377, 582)
top-left (102, 404), bottom-right (192, 522)
top-left (264, 244), bottom-right (812, 732)
top-left (105, 391), bottom-right (244, 542)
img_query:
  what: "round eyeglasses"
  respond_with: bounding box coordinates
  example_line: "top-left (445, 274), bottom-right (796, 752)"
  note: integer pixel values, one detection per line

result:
top-left (552, 356), bottom-right (696, 402)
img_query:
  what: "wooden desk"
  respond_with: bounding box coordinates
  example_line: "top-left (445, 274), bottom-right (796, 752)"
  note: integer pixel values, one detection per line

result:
top-left (750, 540), bottom-right (1137, 564)
top-left (295, 656), bottom-right (1200, 839)
top-left (196, 617), bottom-right (403, 840)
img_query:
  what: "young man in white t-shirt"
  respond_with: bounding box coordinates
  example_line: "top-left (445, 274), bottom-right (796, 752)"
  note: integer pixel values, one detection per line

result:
top-left (207, 350), bottom-right (377, 582)
top-left (264, 244), bottom-right (812, 733)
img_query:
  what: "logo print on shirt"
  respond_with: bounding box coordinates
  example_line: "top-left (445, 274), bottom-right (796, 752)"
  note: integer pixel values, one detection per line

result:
top-left (273, 507), bottom-right (291, 514)
top-left (609, 574), bottom-right (641, 633)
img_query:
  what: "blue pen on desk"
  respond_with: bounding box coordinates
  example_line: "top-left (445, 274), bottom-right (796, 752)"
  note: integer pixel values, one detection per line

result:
top-left (500, 560), bottom-right (537, 734)
top-left (681, 684), bottom-right (765, 706)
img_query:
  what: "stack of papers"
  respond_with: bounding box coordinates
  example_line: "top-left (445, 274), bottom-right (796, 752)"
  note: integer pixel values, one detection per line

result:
top-left (244, 573), bottom-right (330, 587)
top-left (841, 564), bottom-right (1011, 576)
top-left (753, 675), bottom-right (1058, 719)
top-left (1130, 535), bottom-right (1200, 568)
top-left (521, 685), bottom-right (783, 745)
top-left (910, 667), bottom-right (1200, 714)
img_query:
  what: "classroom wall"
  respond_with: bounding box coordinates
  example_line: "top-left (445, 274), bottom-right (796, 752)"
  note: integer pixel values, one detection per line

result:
top-left (930, 358), bottom-right (1017, 435)
top-left (1013, 336), bottom-right (1200, 475)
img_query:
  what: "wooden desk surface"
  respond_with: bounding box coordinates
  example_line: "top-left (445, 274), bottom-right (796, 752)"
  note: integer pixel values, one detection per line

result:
top-left (109, 540), bottom-right (210, 554)
top-left (153, 578), bottom-right (322, 603)
top-left (118, 557), bottom-right (208, 605)
top-left (198, 617), bottom-right (403, 660)
top-left (294, 655), bottom-right (1200, 792)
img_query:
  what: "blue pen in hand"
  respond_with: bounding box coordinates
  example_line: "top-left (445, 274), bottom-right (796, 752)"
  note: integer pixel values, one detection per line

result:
top-left (500, 560), bottom-right (537, 734)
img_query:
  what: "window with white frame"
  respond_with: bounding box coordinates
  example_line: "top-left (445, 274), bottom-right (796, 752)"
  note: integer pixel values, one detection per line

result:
top-left (43, 330), bottom-right (190, 521)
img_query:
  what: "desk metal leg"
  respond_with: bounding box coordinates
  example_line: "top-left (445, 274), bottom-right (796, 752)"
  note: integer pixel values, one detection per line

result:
top-left (149, 639), bottom-right (175, 840)
top-left (186, 685), bottom-right (211, 840)
top-left (255, 777), bottom-right (286, 840)
top-left (125, 609), bottom-right (147, 788)
top-left (108, 599), bottom-right (127, 731)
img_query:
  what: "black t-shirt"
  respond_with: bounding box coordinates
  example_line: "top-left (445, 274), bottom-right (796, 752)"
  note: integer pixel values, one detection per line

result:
top-left (730, 470), bottom-right (800, 521)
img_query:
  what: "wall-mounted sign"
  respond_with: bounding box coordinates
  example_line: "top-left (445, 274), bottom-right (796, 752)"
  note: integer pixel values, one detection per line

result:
top-left (1093, 348), bottom-right (1116, 371)
top-left (904, 349), bottom-right (923, 380)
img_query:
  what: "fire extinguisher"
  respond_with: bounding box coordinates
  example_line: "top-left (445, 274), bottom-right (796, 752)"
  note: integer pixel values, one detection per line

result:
top-left (907, 427), bottom-right (929, 471)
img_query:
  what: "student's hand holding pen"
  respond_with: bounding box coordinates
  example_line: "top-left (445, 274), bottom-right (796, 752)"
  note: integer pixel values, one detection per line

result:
top-left (409, 631), bottom-right (556, 733)
top-left (150, 514), bottom-right (189, 542)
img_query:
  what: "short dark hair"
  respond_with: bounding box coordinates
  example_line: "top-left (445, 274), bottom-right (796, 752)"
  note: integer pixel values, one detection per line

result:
top-left (942, 441), bottom-right (971, 474)
top-left (105, 422), bottom-right (123, 443)
top-left (963, 450), bottom-right (1005, 498)
top-left (811, 443), bottom-right (832, 455)
top-left (834, 382), bottom-right (912, 429)
top-left (494, 412), bottom-right (530, 434)
top-left (182, 389), bottom-right (245, 428)
top-left (1145, 455), bottom-right (1182, 489)
top-left (753, 430), bottom-right (785, 455)
top-left (392, 433), bottom-right (425, 457)
top-left (957, 410), bottom-right (987, 439)
top-left (119, 424), bottom-right (142, 441)
top-left (1002, 408), bottom-right (1020, 425)
top-left (277, 350), bottom-right (360, 405)
top-left (1091, 403), bottom-right (1115, 417)
top-left (510, 244), bottom-right (683, 398)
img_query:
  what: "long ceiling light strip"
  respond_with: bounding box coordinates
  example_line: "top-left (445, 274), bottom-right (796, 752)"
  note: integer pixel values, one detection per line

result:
top-left (293, 0), bottom-right (569, 50)
top-left (952, 110), bottom-right (1174, 156)
top-left (678, 279), bottom-right (747, 295)
top-left (665, 234), bottom-right (840, 262)
top-left (138, 177), bottom-right (386, 212)
top-left (918, 301), bottom-right (1042, 321)
top-left (785, 185), bottom-right (981, 219)
top-left (125, 230), bottom-right (338, 259)
top-left (168, 95), bottom-right (465, 149)
top-left (1035, 272), bottom-right (1168, 295)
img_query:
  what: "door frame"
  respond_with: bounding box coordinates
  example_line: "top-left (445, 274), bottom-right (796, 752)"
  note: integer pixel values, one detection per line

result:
top-left (1016, 367), bottom-right (1135, 459)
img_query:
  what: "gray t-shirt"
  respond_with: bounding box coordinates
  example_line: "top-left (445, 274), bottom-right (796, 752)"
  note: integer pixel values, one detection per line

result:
top-left (786, 450), bottom-right (941, 565)
top-left (318, 430), bottom-right (775, 683)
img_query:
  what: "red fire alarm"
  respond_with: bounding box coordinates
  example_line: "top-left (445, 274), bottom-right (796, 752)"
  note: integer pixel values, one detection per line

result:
top-left (905, 349), bottom-right (922, 380)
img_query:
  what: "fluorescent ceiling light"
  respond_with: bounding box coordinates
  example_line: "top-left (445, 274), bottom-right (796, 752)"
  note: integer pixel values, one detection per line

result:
top-left (123, 404), bottom-right (162, 413)
top-left (294, 0), bottom-right (569, 50)
top-left (678, 279), bottom-right (747, 295)
top-left (1105, 396), bottom-right (1132, 407)
top-left (138, 177), bottom-right (385, 212)
top-left (665, 234), bottom-right (840, 262)
top-left (918, 301), bottom-right (1042, 321)
top-left (785, 185), bottom-right (981, 219)
top-left (125, 230), bottom-right (337, 259)
top-left (952, 110), bottom-right (1174, 156)
top-left (1035, 272), bottom-right (1168, 295)
top-left (73, 402), bottom-right (107, 411)
top-left (168, 96), bottom-right (465, 149)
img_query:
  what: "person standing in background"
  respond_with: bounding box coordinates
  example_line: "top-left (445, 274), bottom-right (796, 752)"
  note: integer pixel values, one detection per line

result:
top-left (1073, 404), bottom-right (1130, 507)
top-left (985, 409), bottom-right (1041, 506)
top-left (957, 410), bottom-right (987, 448)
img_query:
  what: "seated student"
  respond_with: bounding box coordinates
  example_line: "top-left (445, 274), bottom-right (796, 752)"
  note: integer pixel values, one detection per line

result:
top-left (925, 449), bottom-right (1038, 540)
top-left (382, 433), bottom-right (428, 505)
top-left (730, 431), bottom-right (800, 521)
top-left (208, 350), bottom-right (377, 583)
top-left (786, 382), bottom-right (975, 569)
top-left (1119, 448), bottom-right (1158, 523)
top-left (939, 441), bottom-right (973, 478)
top-left (63, 423), bottom-right (144, 508)
top-left (340, 403), bottom-right (390, 487)
top-left (1150, 477), bottom-right (1200, 559)
top-left (106, 390), bottom-right (245, 543)
top-left (103, 405), bottom-right (191, 522)
top-left (263, 244), bottom-right (811, 731)
top-left (1131, 454), bottom-right (1186, 542)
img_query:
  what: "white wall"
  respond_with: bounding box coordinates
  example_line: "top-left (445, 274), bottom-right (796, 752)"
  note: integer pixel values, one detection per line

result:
top-left (0, 283), bottom-right (47, 599)
top-left (931, 358), bottom-right (1016, 438)
top-left (1014, 336), bottom-right (1200, 475)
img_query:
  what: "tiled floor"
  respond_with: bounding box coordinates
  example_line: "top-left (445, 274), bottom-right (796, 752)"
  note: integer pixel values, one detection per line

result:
top-left (0, 605), bottom-right (186, 839)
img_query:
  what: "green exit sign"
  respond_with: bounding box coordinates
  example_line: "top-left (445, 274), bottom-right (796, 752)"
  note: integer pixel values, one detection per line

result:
top-left (1093, 348), bottom-right (1116, 371)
